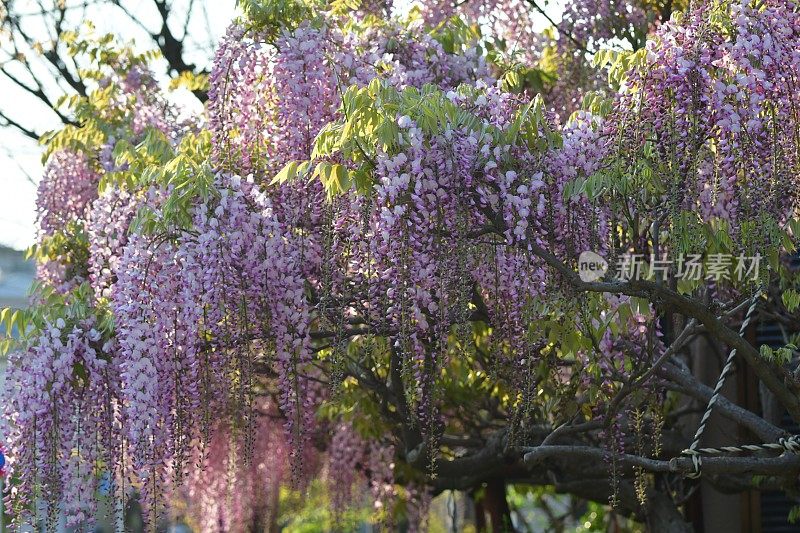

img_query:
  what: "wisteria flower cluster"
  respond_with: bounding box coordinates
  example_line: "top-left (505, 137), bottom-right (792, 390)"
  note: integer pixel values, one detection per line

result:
top-left (4, 0), bottom-right (800, 530)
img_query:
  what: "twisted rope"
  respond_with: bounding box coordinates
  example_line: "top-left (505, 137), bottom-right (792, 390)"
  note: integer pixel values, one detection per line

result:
top-left (689, 436), bottom-right (800, 456)
top-left (681, 288), bottom-right (764, 479)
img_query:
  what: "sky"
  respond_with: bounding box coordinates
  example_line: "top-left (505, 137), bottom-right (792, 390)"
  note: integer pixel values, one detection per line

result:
top-left (0, 0), bottom-right (555, 251)
top-left (0, 0), bottom-right (238, 250)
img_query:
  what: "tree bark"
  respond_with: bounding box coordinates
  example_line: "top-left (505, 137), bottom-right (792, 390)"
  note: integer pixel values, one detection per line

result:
top-left (645, 490), bottom-right (693, 533)
top-left (479, 478), bottom-right (514, 532)
top-left (473, 489), bottom-right (487, 532)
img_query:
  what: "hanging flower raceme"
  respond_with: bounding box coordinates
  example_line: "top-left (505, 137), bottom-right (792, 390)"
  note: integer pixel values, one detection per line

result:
top-left (36, 151), bottom-right (99, 238)
top-left (12, 0), bottom-right (800, 529)
top-left (559, 0), bottom-right (649, 45)
top-left (86, 187), bottom-right (139, 300)
top-left (113, 229), bottom-right (204, 521)
top-left (180, 407), bottom-right (288, 532)
top-left (545, 110), bottom-right (610, 256)
top-left (626, 0), bottom-right (800, 240)
top-left (1, 316), bottom-right (122, 530)
top-left (33, 151), bottom-right (99, 292)
top-left (710, 0), bottom-right (800, 227)
top-left (207, 24), bottom-right (275, 174)
top-left (109, 173), bottom-right (317, 509)
top-left (327, 422), bottom-right (367, 516)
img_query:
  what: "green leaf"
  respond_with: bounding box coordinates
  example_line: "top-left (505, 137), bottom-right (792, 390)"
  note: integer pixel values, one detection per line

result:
top-left (783, 289), bottom-right (800, 313)
top-left (506, 95), bottom-right (542, 146)
top-left (328, 164), bottom-right (351, 197)
top-left (760, 344), bottom-right (774, 360)
top-left (169, 71), bottom-right (210, 92)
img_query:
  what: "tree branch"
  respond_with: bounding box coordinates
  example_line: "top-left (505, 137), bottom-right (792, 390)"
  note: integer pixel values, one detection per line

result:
top-left (658, 361), bottom-right (786, 442)
top-left (523, 0), bottom-right (589, 53)
top-left (524, 236), bottom-right (800, 422)
top-left (523, 444), bottom-right (800, 477)
top-left (0, 107), bottom-right (39, 139)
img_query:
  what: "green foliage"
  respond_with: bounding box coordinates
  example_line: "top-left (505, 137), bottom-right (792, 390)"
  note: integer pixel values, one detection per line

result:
top-left (783, 288), bottom-right (800, 313)
top-left (169, 71), bottom-right (210, 93)
top-left (759, 343), bottom-right (796, 365)
top-left (270, 160), bottom-right (311, 186)
top-left (14, 3), bottom-right (800, 527)
top-left (109, 128), bottom-right (216, 234)
top-left (789, 505), bottom-right (800, 524)
top-left (278, 479), bottom-right (372, 531)
top-left (6, 32), bottom-right (217, 358)
top-left (278, 79), bottom-right (559, 199)
top-left (429, 16), bottom-right (482, 55)
top-left (30, 221), bottom-right (90, 272)
top-left (487, 27), bottom-right (560, 97)
top-left (592, 48), bottom-right (648, 90)
top-left (506, 485), bottom-right (643, 532)
top-left (1, 31), bottom-right (165, 359)
top-left (328, 0), bottom-right (364, 16)
top-left (315, 335), bottom-right (393, 438)
top-left (0, 281), bottom-right (114, 356)
top-left (40, 29), bottom-right (161, 162)
top-left (499, 66), bottom-right (556, 95)
top-left (578, 92), bottom-right (615, 118)
top-left (237, 0), bottom-right (321, 40)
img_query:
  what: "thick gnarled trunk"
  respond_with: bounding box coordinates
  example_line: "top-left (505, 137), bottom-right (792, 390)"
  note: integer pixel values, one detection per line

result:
top-left (473, 478), bottom-right (513, 532)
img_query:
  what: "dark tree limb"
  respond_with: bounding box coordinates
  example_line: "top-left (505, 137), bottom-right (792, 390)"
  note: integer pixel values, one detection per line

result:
top-left (657, 361), bottom-right (787, 443)
top-left (523, 236), bottom-right (800, 423)
top-left (1, 0), bottom-right (210, 139)
top-left (523, 444), bottom-right (800, 477)
top-left (0, 108), bottom-right (39, 139)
